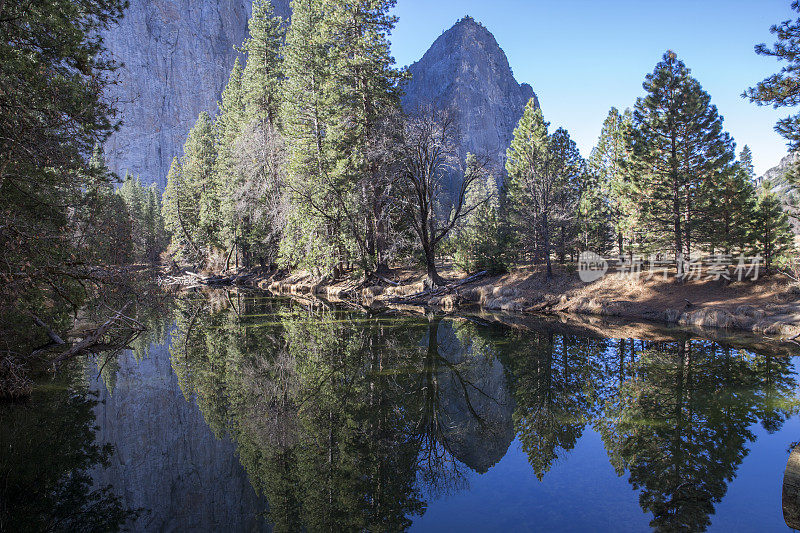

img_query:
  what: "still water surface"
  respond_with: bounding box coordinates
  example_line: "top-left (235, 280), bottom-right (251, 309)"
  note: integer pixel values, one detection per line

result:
top-left (2, 292), bottom-right (800, 532)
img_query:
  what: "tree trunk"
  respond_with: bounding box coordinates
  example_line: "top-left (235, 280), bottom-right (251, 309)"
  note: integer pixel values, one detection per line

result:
top-left (542, 214), bottom-right (553, 279)
top-left (424, 247), bottom-right (445, 288)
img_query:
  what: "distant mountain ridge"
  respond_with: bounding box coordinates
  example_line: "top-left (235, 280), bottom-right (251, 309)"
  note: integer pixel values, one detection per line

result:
top-left (758, 151), bottom-right (800, 188)
top-left (102, 6), bottom-right (536, 190)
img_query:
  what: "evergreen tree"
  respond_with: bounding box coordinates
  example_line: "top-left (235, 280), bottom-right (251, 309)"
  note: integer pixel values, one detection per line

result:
top-left (219, 1), bottom-right (289, 270)
top-left (739, 145), bottom-right (755, 179)
top-left (280, 0), bottom-right (339, 273)
top-left (746, 1), bottom-right (800, 149)
top-left (118, 173), bottom-right (146, 257)
top-left (216, 58), bottom-right (247, 256)
top-left (280, 0), bottom-right (404, 275)
top-left (163, 157), bottom-right (201, 262)
top-left (0, 0), bottom-right (129, 391)
top-left (630, 51), bottom-right (736, 261)
top-left (186, 113), bottom-right (220, 253)
top-left (751, 181), bottom-right (795, 271)
top-left (506, 101), bottom-right (583, 278)
top-left (700, 147), bottom-right (757, 255)
top-left (321, 0), bottom-right (405, 272)
top-left (576, 169), bottom-right (614, 255)
top-left (144, 185), bottom-right (166, 263)
top-left (589, 107), bottom-right (635, 255)
top-left (241, 0), bottom-right (286, 127)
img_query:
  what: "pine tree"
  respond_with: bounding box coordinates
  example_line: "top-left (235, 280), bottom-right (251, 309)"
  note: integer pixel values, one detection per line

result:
top-left (280, 0), bottom-right (404, 275)
top-left (752, 181), bottom-right (795, 271)
top-left (321, 0), bottom-right (405, 272)
top-left (506, 101), bottom-right (584, 278)
top-left (746, 1), bottom-right (800, 149)
top-left (217, 2), bottom-right (290, 270)
top-left (215, 58), bottom-right (247, 256)
top-left (700, 147), bottom-right (757, 255)
top-left (183, 113), bottom-right (219, 255)
top-left (630, 51), bottom-right (736, 261)
top-left (506, 100), bottom-right (550, 270)
top-left (589, 107), bottom-right (635, 255)
top-left (739, 145), bottom-right (755, 179)
top-left (241, 0), bottom-right (286, 127)
top-left (576, 169), bottom-right (614, 255)
top-left (118, 173), bottom-right (147, 257)
top-left (163, 157), bottom-right (202, 262)
top-left (142, 185), bottom-right (166, 263)
top-left (280, 0), bottom-right (339, 273)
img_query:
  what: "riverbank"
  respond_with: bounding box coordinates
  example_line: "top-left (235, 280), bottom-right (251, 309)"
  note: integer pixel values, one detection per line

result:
top-left (162, 264), bottom-right (800, 343)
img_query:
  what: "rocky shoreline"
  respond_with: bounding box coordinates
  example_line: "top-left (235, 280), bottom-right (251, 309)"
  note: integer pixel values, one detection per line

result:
top-left (161, 266), bottom-right (800, 346)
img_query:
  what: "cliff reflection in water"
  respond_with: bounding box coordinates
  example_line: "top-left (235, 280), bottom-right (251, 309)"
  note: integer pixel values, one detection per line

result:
top-left (164, 292), bottom-right (800, 532)
top-left (3, 291), bottom-right (796, 531)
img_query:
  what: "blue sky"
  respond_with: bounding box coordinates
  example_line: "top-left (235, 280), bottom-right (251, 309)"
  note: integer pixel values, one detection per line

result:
top-left (390, 0), bottom-right (796, 175)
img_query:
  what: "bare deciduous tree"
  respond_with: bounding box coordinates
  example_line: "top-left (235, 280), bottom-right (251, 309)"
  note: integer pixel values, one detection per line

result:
top-left (231, 121), bottom-right (288, 269)
top-left (400, 107), bottom-right (492, 287)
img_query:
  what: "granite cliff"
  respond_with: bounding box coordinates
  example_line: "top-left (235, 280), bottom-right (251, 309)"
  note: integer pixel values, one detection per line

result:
top-left (102, 0), bottom-right (290, 187)
top-left (759, 151), bottom-right (800, 187)
top-left (402, 16), bottom-right (539, 186)
top-left (104, 7), bottom-right (534, 189)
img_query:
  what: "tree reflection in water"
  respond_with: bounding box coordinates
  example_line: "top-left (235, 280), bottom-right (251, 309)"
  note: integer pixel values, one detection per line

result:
top-left (167, 292), bottom-right (800, 532)
top-left (0, 363), bottom-right (139, 531)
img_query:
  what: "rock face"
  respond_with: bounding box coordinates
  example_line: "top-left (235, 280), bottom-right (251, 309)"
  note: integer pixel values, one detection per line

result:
top-left (759, 151), bottom-right (799, 188)
top-left (402, 16), bottom-right (538, 187)
top-left (103, 9), bottom-right (534, 190)
top-left (89, 337), bottom-right (269, 531)
top-left (102, 0), bottom-right (291, 187)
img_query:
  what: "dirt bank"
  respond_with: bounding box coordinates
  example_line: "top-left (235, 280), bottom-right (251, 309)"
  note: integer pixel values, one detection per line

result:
top-left (160, 263), bottom-right (800, 343)
top-left (251, 265), bottom-right (800, 343)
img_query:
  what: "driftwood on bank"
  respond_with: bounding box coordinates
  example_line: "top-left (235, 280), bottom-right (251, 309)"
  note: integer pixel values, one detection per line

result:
top-left (398, 271), bottom-right (489, 303)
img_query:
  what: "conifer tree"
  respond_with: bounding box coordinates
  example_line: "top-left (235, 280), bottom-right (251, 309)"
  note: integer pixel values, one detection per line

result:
top-left (184, 113), bottom-right (219, 255)
top-left (118, 173), bottom-right (146, 256)
top-left (746, 1), bottom-right (800, 149)
top-left (215, 58), bottom-right (247, 255)
top-left (506, 101), bottom-right (583, 278)
top-left (630, 51), bottom-right (736, 261)
top-left (280, 0), bottom-right (339, 273)
top-left (699, 147), bottom-right (757, 255)
top-left (576, 170), bottom-right (614, 255)
top-left (739, 145), bottom-right (755, 179)
top-left (163, 158), bottom-right (192, 260)
top-left (241, 0), bottom-right (286, 127)
top-left (281, 0), bottom-right (403, 275)
top-left (321, 0), bottom-right (405, 272)
top-left (1, 0), bottom-right (127, 372)
top-left (751, 180), bottom-right (795, 271)
top-left (590, 107), bottom-right (635, 255)
top-left (144, 185), bottom-right (167, 263)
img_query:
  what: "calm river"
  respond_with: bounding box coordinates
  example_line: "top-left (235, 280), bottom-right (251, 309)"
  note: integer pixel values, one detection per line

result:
top-left (2, 291), bottom-right (799, 532)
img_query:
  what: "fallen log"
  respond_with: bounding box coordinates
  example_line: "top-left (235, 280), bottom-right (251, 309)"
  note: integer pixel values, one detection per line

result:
top-left (32, 315), bottom-right (65, 346)
top-left (371, 273), bottom-right (400, 286)
top-left (53, 302), bottom-right (134, 365)
top-left (401, 271), bottom-right (488, 302)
